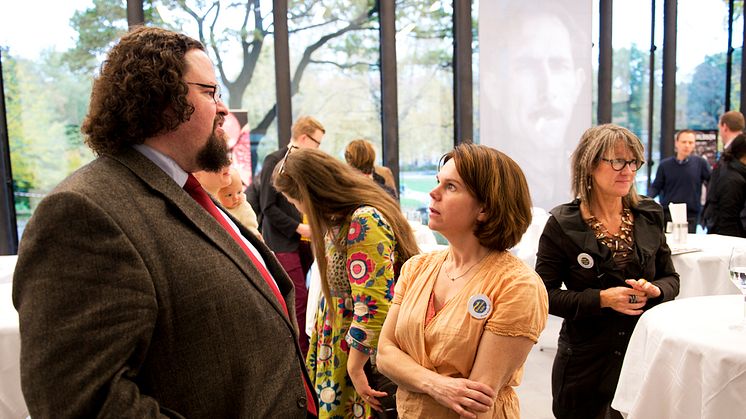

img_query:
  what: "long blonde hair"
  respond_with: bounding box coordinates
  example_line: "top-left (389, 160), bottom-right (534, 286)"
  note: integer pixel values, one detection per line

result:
top-left (273, 148), bottom-right (419, 303)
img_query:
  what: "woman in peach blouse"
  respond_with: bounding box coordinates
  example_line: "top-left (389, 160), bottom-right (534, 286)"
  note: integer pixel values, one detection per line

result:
top-left (377, 143), bottom-right (549, 418)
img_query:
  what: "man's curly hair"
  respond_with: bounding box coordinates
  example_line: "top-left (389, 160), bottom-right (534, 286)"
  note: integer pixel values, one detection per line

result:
top-left (81, 26), bottom-right (205, 156)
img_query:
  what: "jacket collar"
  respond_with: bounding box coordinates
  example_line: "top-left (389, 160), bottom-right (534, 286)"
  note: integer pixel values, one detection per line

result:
top-left (107, 148), bottom-right (296, 325)
top-left (550, 197), bottom-right (663, 265)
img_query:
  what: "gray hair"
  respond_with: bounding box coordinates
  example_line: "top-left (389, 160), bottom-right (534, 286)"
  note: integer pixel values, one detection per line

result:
top-left (571, 124), bottom-right (645, 208)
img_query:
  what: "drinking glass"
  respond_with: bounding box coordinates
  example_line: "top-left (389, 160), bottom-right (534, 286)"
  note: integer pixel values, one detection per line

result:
top-left (728, 247), bottom-right (746, 330)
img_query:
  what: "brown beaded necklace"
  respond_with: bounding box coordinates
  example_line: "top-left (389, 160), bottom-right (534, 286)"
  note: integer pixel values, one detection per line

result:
top-left (585, 208), bottom-right (635, 262)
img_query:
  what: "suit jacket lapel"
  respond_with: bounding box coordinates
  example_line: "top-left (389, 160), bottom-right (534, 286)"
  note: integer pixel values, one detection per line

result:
top-left (109, 149), bottom-right (296, 329)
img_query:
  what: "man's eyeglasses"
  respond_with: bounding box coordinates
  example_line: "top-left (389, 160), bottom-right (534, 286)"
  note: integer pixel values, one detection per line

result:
top-left (307, 134), bottom-right (321, 146)
top-left (278, 145), bottom-right (299, 175)
top-left (186, 81), bottom-right (222, 104)
top-left (601, 158), bottom-right (645, 172)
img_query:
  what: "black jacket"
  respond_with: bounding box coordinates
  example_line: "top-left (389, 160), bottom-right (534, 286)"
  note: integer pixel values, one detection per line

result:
top-left (259, 147), bottom-right (302, 253)
top-left (535, 197), bottom-right (680, 418)
top-left (703, 159), bottom-right (746, 237)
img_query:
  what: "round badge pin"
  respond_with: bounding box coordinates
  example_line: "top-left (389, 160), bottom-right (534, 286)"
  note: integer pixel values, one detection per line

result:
top-left (467, 294), bottom-right (492, 319)
top-left (577, 253), bottom-right (594, 269)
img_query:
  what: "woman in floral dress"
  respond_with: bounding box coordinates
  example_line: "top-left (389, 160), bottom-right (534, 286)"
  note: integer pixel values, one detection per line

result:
top-left (274, 147), bottom-right (419, 418)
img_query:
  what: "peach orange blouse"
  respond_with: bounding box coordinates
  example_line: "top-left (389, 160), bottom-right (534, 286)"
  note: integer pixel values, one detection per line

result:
top-left (391, 249), bottom-right (548, 418)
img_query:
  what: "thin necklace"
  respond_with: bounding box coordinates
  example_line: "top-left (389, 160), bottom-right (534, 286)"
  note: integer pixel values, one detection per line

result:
top-left (444, 251), bottom-right (490, 281)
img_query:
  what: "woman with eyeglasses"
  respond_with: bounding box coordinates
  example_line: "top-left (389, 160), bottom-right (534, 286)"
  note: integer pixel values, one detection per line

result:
top-left (273, 147), bottom-right (419, 418)
top-left (535, 124), bottom-right (680, 419)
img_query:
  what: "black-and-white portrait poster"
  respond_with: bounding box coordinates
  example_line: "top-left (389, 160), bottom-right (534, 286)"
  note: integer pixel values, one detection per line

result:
top-left (480, 0), bottom-right (592, 211)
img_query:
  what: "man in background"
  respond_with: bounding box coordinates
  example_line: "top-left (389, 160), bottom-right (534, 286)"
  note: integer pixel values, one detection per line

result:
top-left (260, 115), bottom-right (325, 355)
top-left (650, 129), bottom-right (711, 232)
top-left (719, 110), bottom-right (745, 151)
top-left (13, 27), bottom-right (315, 418)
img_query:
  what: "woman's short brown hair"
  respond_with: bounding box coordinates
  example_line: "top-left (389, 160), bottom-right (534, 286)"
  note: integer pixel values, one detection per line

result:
top-left (344, 139), bottom-right (376, 174)
top-left (571, 124), bottom-right (645, 208)
top-left (81, 26), bottom-right (204, 156)
top-left (442, 143), bottom-right (532, 251)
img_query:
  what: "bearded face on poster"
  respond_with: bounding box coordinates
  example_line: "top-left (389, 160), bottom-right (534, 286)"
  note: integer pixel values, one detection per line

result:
top-left (480, 0), bottom-right (591, 211)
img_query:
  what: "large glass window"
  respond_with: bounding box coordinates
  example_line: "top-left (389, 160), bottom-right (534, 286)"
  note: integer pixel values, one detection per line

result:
top-left (396, 0), bottom-right (453, 220)
top-left (612, 0), bottom-right (654, 193)
top-left (287, 1), bottom-right (381, 161)
top-left (730, 8), bottom-right (744, 111)
top-left (157, 0), bottom-right (276, 185)
top-left (676, 0), bottom-right (731, 132)
top-left (1, 0), bottom-right (117, 237)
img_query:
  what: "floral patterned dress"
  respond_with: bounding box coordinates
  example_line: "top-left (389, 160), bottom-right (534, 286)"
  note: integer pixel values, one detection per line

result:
top-left (306, 206), bottom-right (399, 419)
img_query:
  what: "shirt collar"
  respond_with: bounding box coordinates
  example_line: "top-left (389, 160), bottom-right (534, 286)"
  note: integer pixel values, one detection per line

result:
top-left (132, 144), bottom-right (189, 187)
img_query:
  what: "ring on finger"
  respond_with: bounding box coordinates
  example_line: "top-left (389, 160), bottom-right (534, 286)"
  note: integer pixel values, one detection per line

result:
top-left (629, 294), bottom-right (638, 304)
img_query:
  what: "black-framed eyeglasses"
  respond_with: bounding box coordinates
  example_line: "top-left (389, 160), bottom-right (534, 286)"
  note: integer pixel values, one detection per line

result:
top-left (278, 145), bottom-right (299, 175)
top-left (601, 158), bottom-right (645, 172)
top-left (186, 81), bottom-right (222, 104)
top-left (307, 134), bottom-right (321, 146)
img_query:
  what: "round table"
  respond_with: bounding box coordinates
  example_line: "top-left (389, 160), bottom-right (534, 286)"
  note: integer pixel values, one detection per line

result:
top-left (612, 295), bottom-right (746, 418)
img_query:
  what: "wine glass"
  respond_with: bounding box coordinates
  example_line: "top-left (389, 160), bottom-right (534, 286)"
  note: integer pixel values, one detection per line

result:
top-left (728, 247), bottom-right (746, 330)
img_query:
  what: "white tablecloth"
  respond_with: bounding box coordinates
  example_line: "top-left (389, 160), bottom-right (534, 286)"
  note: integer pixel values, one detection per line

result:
top-left (669, 234), bottom-right (746, 298)
top-left (1, 263), bottom-right (27, 419)
top-left (612, 295), bottom-right (746, 419)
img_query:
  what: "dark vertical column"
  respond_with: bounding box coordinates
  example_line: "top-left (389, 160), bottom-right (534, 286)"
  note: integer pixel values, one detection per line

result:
top-left (379, 0), bottom-right (400, 191)
top-left (597, 0), bottom-right (613, 124)
top-left (0, 51), bottom-right (19, 254)
top-left (726, 0), bottom-right (734, 111)
top-left (453, 0), bottom-right (473, 145)
top-left (741, 8), bottom-right (746, 115)
top-left (127, 0), bottom-right (145, 29)
top-left (647, 0), bottom-right (656, 191)
top-left (660, 0), bottom-right (677, 159)
top-left (273, 0), bottom-right (292, 148)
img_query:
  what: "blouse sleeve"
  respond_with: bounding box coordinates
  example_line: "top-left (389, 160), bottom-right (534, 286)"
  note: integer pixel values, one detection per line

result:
top-left (344, 207), bottom-right (397, 356)
top-left (392, 256), bottom-right (418, 305)
top-left (484, 265), bottom-right (548, 343)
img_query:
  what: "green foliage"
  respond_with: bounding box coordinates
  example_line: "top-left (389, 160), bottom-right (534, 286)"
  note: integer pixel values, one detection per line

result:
top-left (612, 44), bottom-right (649, 137)
top-left (3, 48), bottom-right (95, 202)
top-left (686, 53), bottom-right (727, 129)
top-left (63, 0), bottom-right (129, 73)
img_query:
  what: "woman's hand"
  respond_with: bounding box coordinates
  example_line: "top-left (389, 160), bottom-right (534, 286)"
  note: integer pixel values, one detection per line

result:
top-left (600, 286), bottom-right (647, 315)
top-left (296, 223), bottom-right (312, 238)
top-left (625, 278), bottom-right (661, 298)
top-left (347, 350), bottom-right (388, 412)
top-left (348, 364), bottom-right (388, 412)
top-left (425, 375), bottom-right (495, 418)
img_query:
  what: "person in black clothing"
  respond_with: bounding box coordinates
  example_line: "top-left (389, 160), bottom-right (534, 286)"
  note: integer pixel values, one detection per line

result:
top-left (703, 134), bottom-right (746, 237)
top-left (649, 129), bottom-right (711, 232)
top-left (260, 115), bottom-right (325, 355)
top-left (536, 124), bottom-right (680, 419)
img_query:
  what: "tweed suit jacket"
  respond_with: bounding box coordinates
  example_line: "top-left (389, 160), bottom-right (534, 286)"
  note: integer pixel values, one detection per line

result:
top-left (13, 148), bottom-right (316, 418)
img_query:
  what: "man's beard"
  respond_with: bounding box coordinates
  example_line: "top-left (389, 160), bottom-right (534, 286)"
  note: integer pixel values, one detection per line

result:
top-left (196, 124), bottom-right (231, 172)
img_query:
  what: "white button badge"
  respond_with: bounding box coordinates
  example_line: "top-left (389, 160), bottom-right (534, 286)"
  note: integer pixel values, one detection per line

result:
top-left (468, 294), bottom-right (492, 319)
top-left (577, 253), bottom-right (594, 269)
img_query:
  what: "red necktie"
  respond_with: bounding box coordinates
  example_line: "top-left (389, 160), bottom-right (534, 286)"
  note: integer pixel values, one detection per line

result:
top-left (184, 174), bottom-right (317, 416)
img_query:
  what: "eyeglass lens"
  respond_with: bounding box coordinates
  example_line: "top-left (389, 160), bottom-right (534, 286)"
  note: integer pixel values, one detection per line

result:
top-left (607, 159), bottom-right (643, 171)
